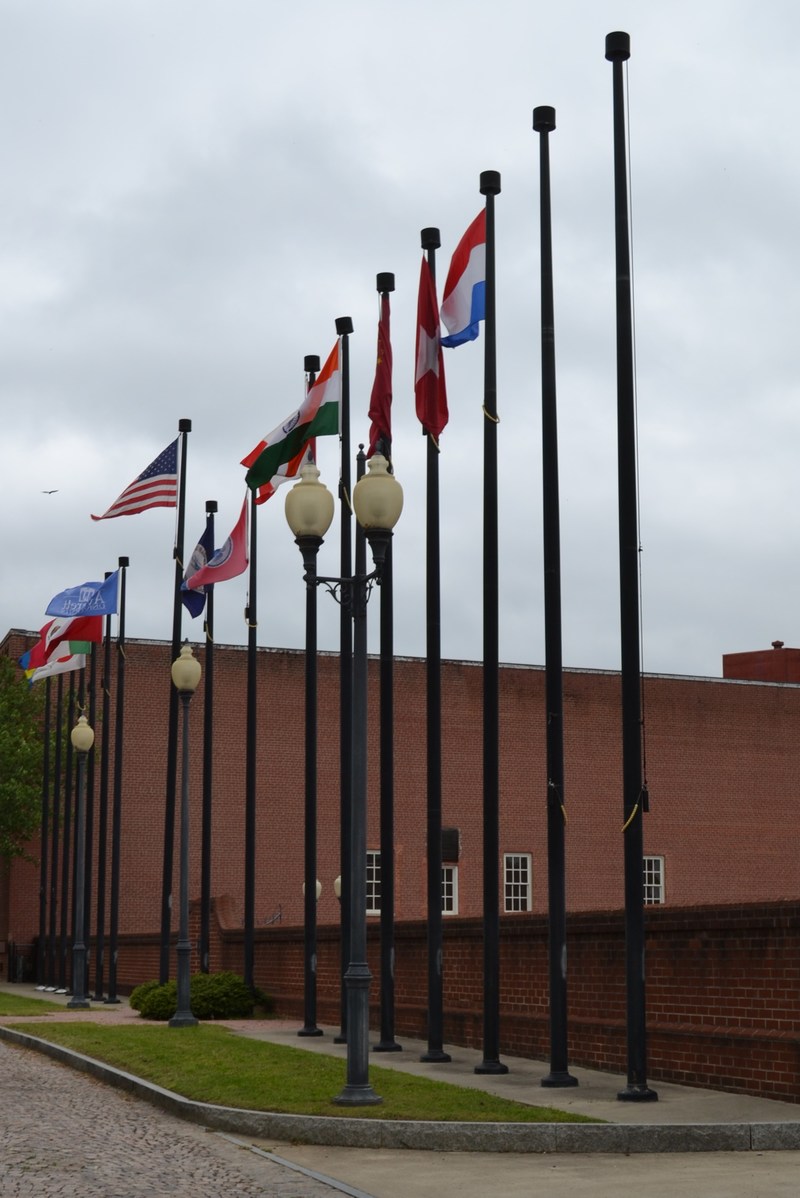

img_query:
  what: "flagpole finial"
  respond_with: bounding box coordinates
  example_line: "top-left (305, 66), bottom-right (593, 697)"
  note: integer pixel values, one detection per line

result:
top-left (179, 418), bottom-right (192, 433)
top-left (533, 106), bottom-right (556, 132)
top-left (304, 354), bottom-right (321, 374)
top-left (118, 556), bottom-right (129, 569)
top-left (480, 170), bottom-right (501, 196)
top-left (205, 500), bottom-right (217, 514)
top-left (335, 316), bottom-right (354, 336)
top-left (421, 228), bottom-right (441, 250)
top-left (376, 272), bottom-right (395, 294)
top-left (605, 30), bottom-right (630, 61)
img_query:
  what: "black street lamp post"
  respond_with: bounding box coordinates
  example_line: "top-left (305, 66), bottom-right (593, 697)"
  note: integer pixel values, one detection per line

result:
top-left (67, 714), bottom-right (94, 1009)
top-left (169, 642), bottom-right (201, 1029)
top-left (286, 454), bottom-right (403, 1106)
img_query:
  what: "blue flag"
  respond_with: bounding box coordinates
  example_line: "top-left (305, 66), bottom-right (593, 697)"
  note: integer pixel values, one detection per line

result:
top-left (46, 571), bottom-right (119, 618)
top-left (181, 516), bottom-right (215, 619)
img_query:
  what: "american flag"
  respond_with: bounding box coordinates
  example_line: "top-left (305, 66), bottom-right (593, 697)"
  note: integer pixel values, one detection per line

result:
top-left (91, 438), bottom-right (179, 520)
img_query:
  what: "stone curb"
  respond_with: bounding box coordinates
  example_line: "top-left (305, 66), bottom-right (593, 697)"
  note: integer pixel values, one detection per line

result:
top-left (3, 1026), bottom-right (799, 1154)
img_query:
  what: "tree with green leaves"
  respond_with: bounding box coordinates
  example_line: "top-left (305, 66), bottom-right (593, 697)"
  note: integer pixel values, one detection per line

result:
top-left (0, 655), bottom-right (45, 860)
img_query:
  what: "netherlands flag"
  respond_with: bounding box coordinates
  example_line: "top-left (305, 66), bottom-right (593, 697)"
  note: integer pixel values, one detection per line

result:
top-left (440, 210), bottom-right (486, 348)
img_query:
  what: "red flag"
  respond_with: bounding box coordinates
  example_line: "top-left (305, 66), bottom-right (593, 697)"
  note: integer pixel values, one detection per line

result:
top-left (184, 496), bottom-right (249, 591)
top-left (415, 257), bottom-right (448, 439)
top-left (28, 615), bottom-right (103, 669)
top-left (367, 293), bottom-right (392, 457)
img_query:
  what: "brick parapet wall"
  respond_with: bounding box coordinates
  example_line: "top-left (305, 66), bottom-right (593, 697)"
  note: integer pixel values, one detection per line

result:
top-left (103, 899), bottom-right (800, 1102)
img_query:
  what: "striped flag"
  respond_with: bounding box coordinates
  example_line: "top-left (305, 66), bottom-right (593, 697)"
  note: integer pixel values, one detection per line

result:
top-left (242, 342), bottom-right (339, 501)
top-left (91, 439), bottom-right (178, 520)
top-left (440, 210), bottom-right (486, 348)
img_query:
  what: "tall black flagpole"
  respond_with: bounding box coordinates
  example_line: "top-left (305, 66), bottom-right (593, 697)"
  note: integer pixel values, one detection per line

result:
top-left (534, 105), bottom-right (578, 1089)
top-left (36, 678), bottom-right (51, 984)
top-left (47, 674), bottom-right (63, 987)
top-left (336, 315), bottom-right (354, 1044)
top-left (373, 272), bottom-right (401, 1055)
top-left (83, 643), bottom-right (97, 984)
top-left (299, 353), bottom-right (324, 1039)
top-left (606, 30), bottom-right (657, 1103)
top-left (244, 492), bottom-right (258, 991)
top-left (420, 227), bottom-right (451, 1065)
top-left (93, 581), bottom-right (113, 1000)
top-left (476, 169), bottom-right (508, 1076)
top-left (200, 499), bottom-right (217, 974)
top-left (160, 417), bottom-right (191, 983)
top-left (58, 671), bottom-right (75, 991)
top-left (106, 555), bottom-right (128, 1004)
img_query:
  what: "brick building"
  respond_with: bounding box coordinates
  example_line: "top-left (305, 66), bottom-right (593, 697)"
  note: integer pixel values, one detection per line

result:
top-left (2, 628), bottom-right (799, 961)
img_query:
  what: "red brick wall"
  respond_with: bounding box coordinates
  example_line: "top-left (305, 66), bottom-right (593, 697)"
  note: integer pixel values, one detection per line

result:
top-left (4, 631), bottom-right (800, 958)
top-left (108, 900), bottom-right (800, 1103)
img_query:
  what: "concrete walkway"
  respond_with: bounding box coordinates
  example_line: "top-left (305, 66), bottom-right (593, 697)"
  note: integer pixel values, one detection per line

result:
top-left (4, 983), bottom-right (800, 1197)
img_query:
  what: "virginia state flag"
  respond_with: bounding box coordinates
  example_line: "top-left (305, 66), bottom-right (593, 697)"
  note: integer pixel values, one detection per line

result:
top-left (181, 517), bottom-right (215, 618)
top-left (440, 210), bottom-right (486, 347)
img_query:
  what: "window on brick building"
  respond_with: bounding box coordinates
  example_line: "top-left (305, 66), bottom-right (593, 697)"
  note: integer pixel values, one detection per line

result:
top-left (442, 865), bottom-right (458, 914)
top-left (503, 853), bottom-right (532, 912)
top-left (643, 855), bottom-right (665, 904)
top-left (366, 850), bottom-right (381, 914)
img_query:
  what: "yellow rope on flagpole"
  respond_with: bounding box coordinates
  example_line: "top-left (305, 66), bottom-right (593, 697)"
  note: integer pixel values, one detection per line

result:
top-left (482, 405), bottom-right (499, 423)
top-left (621, 802), bottom-right (639, 833)
top-left (429, 432), bottom-right (441, 452)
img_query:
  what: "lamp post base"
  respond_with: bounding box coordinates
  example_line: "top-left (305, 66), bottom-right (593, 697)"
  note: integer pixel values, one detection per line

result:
top-left (541, 1070), bottom-right (579, 1088)
top-left (373, 1039), bottom-right (403, 1053)
top-left (617, 1083), bottom-right (659, 1102)
top-left (333, 1084), bottom-right (383, 1107)
top-left (66, 998), bottom-right (90, 1010)
top-left (420, 1048), bottom-right (451, 1063)
top-left (169, 1012), bottom-right (199, 1028)
top-left (475, 1059), bottom-right (509, 1075)
top-left (298, 1026), bottom-right (324, 1038)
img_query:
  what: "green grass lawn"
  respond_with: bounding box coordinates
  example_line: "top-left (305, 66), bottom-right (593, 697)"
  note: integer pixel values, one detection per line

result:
top-left (0, 992), bottom-right (66, 1017)
top-left (8, 1021), bottom-right (597, 1123)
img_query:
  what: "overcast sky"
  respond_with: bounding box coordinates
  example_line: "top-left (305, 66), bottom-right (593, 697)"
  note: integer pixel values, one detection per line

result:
top-left (2, 0), bottom-right (799, 679)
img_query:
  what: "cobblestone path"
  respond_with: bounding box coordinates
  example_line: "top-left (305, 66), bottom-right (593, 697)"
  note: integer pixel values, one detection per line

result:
top-left (0, 1038), bottom-right (346, 1197)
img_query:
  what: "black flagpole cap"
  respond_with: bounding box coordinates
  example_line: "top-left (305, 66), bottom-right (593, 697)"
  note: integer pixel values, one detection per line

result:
top-left (205, 500), bottom-right (218, 514)
top-left (480, 170), bottom-right (501, 196)
top-left (304, 354), bottom-right (321, 373)
top-left (178, 418), bottom-right (192, 433)
top-left (335, 316), bottom-right (354, 335)
top-left (118, 556), bottom-right (130, 568)
top-left (376, 272), bottom-right (395, 294)
top-left (533, 106), bottom-right (556, 132)
top-left (421, 227), bottom-right (440, 250)
top-left (605, 31), bottom-right (630, 61)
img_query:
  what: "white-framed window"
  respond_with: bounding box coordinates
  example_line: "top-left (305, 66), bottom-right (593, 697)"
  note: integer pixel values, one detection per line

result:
top-left (504, 853), bottom-right (532, 912)
top-left (366, 850), bottom-right (381, 914)
top-left (442, 864), bottom-right (458, 915)
top-left (643, 855), bottom-right (665, 905)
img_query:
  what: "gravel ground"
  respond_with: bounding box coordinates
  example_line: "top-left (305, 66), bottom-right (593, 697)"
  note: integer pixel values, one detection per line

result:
top-left (0, 1037), bottom-right (352, 1197)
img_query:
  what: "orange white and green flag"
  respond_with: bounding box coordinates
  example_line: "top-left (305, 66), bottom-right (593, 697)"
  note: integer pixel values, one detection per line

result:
top-left (241, 340), bottom-right (340, 503)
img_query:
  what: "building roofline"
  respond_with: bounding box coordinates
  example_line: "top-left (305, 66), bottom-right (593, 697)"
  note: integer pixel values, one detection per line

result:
top-left (5, 627), bottom-right (800, 689)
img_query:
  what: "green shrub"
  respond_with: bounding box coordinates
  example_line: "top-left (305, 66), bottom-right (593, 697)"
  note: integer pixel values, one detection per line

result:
top-left (138, 980), bottom-right (177, 1021)
top-left (190, 970), bottom-right (254, 1019)
top-left (129, 980), bottom-right (160, 1012)
top-left (132, 971), bottom-right (257, 1020)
